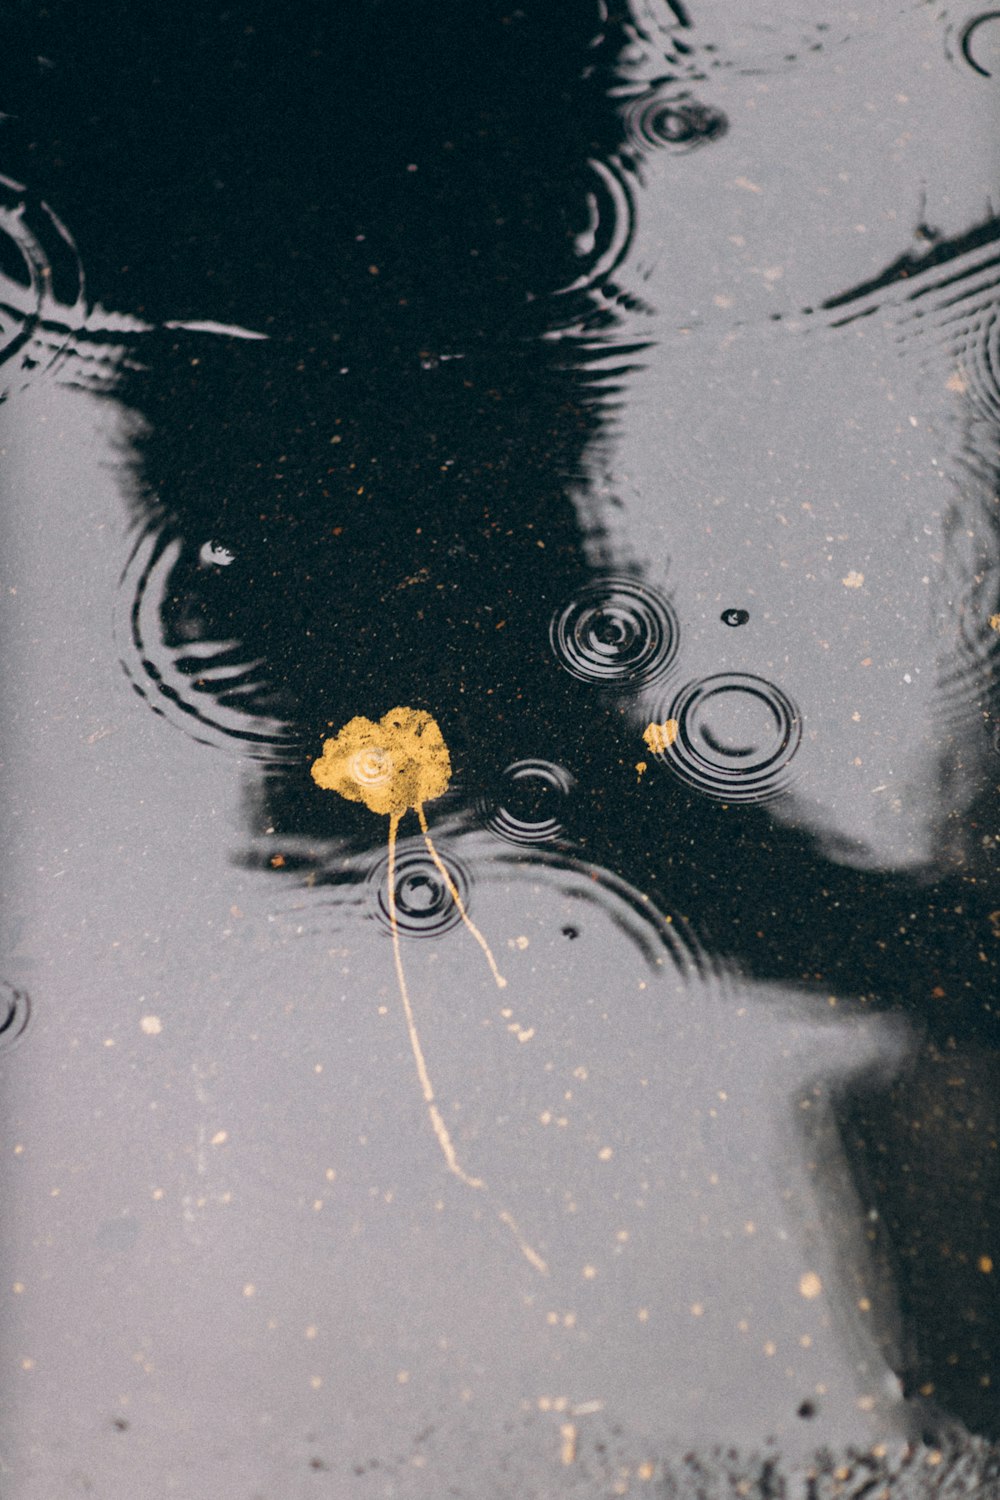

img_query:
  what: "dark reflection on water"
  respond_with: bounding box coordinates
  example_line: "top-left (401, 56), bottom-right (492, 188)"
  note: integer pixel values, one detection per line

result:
top-left (2, 0), bottom-right (1000, 1489)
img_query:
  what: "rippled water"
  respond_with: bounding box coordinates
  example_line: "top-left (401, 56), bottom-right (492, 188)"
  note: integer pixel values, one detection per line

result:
top-left (549, 576), bottom-right (679, 688)
top-left (478, 759), bottom-right (578, 847)
top-left (366, 837), bottom-right (471, 941)
top-left (647, 672), bottom-right (802, 803)
top-left (1, 1), bottom-right (999, 1495)
top-left (115, 526), bottom-right (296, 757)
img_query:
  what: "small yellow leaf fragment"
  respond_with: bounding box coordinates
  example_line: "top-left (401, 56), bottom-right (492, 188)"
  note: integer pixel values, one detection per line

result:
top-left (799, 1271), bottom-right (823, 1300)
top-left (140, 1015), bottom-right (162, 1036)
top-left (842, 571), bottom-right (864, 589)
top-left (946, 370), bottom-right (968, 394)
top-left (979, 1255), bottom-right (994, 1274)
top-left (989, 614), bottom-right (1000, 633)
top-left (643, 720), bottom-right (678, 755)
top-left (210, 1130), bottom-right (228, 1147)
top-left (635, 760), bottom-right (648, 781)
top-left (560, 1423), bottom-right (577, 1466)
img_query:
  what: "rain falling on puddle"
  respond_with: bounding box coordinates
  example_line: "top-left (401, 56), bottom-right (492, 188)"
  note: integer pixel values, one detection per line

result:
top-left (0, 2), bottom-right (999, 1496)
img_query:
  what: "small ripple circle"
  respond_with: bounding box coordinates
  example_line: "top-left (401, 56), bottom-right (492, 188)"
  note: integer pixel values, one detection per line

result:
top-left (623, 92), bottom-right (728, 153)
top-left (652, 673), bottom-right (802, 802)
top-left (550, 577), bottom-right (679, 687)
top-left (368, 841), bottom-right (469, 940)
top-left (481, 759), bottom-right (577, 846)
top-left (0, 981), bottom-right (31, 1054)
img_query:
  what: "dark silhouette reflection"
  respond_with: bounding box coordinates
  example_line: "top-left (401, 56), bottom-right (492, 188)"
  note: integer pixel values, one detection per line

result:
top-left (840, 1042), bottom-right (1000, 1438)
top-left (7, 0), bottom-right (1000, 1467)
top-left (102, 0), bottom-right (1000, 1447)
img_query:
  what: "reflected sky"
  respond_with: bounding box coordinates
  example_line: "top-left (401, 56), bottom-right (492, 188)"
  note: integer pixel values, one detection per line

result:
top-left (558, 0), bottom-right (1000, 874)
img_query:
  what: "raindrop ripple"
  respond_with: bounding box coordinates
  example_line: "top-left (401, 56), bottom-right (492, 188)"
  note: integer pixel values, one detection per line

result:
top-left (0, 981), bottom-right (31, 1054)
top-left (550, 577), bottom-right (679, 688)
top-left (554, 158), bottom-right (635, 300)
top-left (653, 672), bottom-right (802, 802)
top-left (623, 91), bottom-right (728, 153)
top-left (480, 759), bottom-right (577, 847)
top-left (115, 527), bottom-right (295, 759)
top-left (368, 839), bottom-right (471, 941)
top-left (0, 173), bottom-right (85, 398)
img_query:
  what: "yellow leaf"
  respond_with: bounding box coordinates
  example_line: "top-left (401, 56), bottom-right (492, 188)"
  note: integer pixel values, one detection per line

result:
top-left (310, 706), bottom-right (451, 817)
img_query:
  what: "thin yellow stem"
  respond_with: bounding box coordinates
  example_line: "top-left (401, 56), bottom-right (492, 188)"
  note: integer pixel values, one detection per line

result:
top-left (388, 812), bottom-right (484, 1188)
top-left (416, 803), bottom-right (507, 989)
top-left (499, 1210), bottom-right (549, 1275)
top-left (385, 808), bottom-right (546, 1273)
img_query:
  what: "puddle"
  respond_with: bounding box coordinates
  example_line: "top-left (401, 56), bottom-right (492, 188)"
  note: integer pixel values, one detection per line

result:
top-left (0, 1), bottom-right (999, 1495)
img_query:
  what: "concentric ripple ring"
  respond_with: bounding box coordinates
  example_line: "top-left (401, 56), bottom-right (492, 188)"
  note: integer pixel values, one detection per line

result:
top-left (550, 577), bottom-right (679, 687)
top-left (0, 981), bottom-right (31, 1055)
top-left (653, 673), bottom-right (802, 802)
top-left (623, 91), bottom-right (729, 153)
top-left (481, 759), bottom-right (577, 846)
top-left (368, 840), bottom-right (470, 940)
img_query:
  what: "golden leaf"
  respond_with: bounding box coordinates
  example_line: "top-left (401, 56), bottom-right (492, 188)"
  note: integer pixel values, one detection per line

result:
top-left (310, 706), bottom-right (451, 817)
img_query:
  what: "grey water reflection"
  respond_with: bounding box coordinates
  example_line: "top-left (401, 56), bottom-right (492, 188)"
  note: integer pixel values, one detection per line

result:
top-left (1, 0), bottom-right (999, 1495)
top-left (563, 1), bottom-right (1000, 872)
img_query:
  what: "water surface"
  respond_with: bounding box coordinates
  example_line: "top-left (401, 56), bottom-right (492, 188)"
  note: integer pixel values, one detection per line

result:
top-left (1, 2), bottom-right (999, 1495)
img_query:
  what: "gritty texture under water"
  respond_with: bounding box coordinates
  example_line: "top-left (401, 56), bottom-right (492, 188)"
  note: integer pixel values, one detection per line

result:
top-left (0, 1), bottom-right (999, 1495)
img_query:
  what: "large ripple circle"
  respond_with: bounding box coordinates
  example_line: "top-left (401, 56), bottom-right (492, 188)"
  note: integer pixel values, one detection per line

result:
top-left (655, 673), bottom-right (802, 802)
top-left (0, 174), bottom-right (85, 395)
top-left (480, 759), bottom-right (577, 846)
top-left (550, 578), bottom-right (679, 687)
